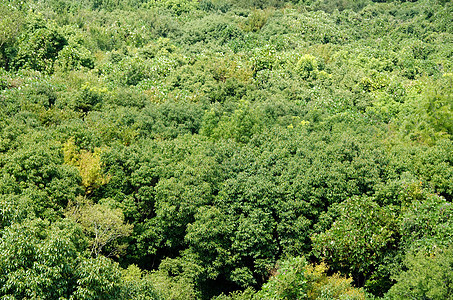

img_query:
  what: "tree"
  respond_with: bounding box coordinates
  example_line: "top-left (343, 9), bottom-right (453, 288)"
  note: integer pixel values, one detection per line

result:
top-left (257, 256), bottom-right (308, 300)
top-left (121, 265), bottom-right (162, 300)
top-left (296, 54), bottom-right (319, 80)
top-left (387, 246), bottom-right (453, 300)
top-left (398, 183), bottom-right (453, 252)
top-left (255, 256), bottom-right (366, 300)
top-left (12, 15), bottom-right (67, 72)
top-left (63, 138), bottom-right (110, 195)
top-left (0, 219), bottom-right (84, 299)
top-left (311, 196), bottom-right (398, 293)
top-left (147, 255), bottom-right (202, 300)
top-left (0, 136), bottom-right (82, 219)
top-left (0, 2), bottom-right (23, 69)
top-left (72, 256), bottom-right (124, 300)
top-left (66, 198), bottom-right (133, 257)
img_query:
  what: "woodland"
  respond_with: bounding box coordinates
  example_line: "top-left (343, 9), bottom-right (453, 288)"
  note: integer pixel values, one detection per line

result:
top-left (0, 0), bottom-right (452, 299)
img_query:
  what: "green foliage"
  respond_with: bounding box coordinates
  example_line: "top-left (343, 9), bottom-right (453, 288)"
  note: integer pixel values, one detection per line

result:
top-left (13, 15), bottom-right (67, 73)
top-left (63, 138), bottom-right (110, 193)
top-left (148, 255), bottom-right (202, 299)
top-left (138, 100), bottom-right (204, 139)
top-left (57, 42), bottom-right (94, 71)
top-left (230, 0), bottom-right (286, 9)
top-left (255, 257), bottom-right (366, 300)
top-left (395, 75), bottom-right (453, 144)
top-left (0, 219), bottom-right (84, 299)
top-left (0, 2), bottom-right (24, 69)
top-left (121, 265), bottom-right (162, 300)
top-left (387, 246), bottom-right (453, 300)
top-left (311, 196), bottom-right (398, 292)
top-left (1, 0), bottom-right (452, 299)
top-left (398, 184), bottom-right (453, 252)
top-left (66, 198), bottom-right (133, 257)
top-left (257, 256), bottom-right (308, 299)
top-left (72, 256), bottom-right (124, 300)
top-left (213, 288), bottom-right (256, 300)
top-left (0, 194), bottom-right (38, 229)
top-left (182, 14), bottom-right (242, 45)
top-left (0, 136), bottom-right (82, 219)
top-left (199, 0), bottom-right (231, 13)
top-left (240, 9), bottom-right (272, 33)
top-left (202, 100), bottom-right (263, 143)
top-left (305, 262), bottom-right (366, 300)
top-left (0, 210), bottom-right (158, 300)
top-left (144, 0), bottom-right (199, 15)
top-left (250, 46), bottom-right (278, 74)
top-left (310, 0), bottom-right (372, 13)
top-left (296, 54), bottom-right (319, 80)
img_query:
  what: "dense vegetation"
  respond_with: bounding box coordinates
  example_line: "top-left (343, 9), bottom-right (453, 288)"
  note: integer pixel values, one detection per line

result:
top-left (0, 0), bottom-right (452, 298)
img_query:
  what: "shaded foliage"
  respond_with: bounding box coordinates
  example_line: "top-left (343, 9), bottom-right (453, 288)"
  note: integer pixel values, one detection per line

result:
top-left (0, 0), bottom-right (452, 299)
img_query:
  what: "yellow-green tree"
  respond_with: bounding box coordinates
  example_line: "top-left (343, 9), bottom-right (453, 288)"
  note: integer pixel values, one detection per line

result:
top-left (63, 138), bottom-right (110, 195)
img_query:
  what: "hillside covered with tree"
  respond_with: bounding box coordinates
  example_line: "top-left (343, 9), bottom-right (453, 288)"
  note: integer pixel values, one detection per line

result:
top-left (0, 0), bottom-right (452, 299)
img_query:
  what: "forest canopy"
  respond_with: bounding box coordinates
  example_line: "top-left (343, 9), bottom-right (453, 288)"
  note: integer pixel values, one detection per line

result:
top-left (0, 0), bottom-right (452, 299)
